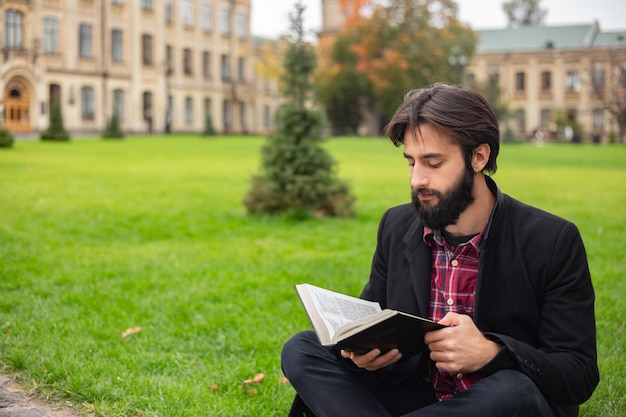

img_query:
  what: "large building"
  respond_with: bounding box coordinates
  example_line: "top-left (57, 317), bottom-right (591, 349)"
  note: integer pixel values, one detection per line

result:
top-left (1, 0), bottom-right (281, 136)
top-left (466, 23), bottom-right (626, 143)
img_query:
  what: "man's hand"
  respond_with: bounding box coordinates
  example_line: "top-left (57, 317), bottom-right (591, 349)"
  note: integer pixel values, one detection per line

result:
top-left (424, 312), bottom-right (501, 375)
top-left (340, 348), bottom-right (402, 371)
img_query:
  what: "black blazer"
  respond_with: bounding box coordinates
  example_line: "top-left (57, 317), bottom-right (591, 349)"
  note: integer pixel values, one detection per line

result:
top-left (361, 178), bottom-right (599, 417)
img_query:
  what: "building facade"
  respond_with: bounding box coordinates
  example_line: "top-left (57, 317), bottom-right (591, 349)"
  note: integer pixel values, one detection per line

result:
top-left (466, 23), bottom-right (626, 143)
top-left (1, 0), bottom-right (281, 135)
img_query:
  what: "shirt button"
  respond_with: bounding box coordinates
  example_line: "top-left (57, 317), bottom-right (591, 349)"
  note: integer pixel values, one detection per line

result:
top-left (456, 373), bottom-right (463, 379)
top-left (451, 259), bottom-right (459, 266)
top-left (447, 298), bottom-right (454, 306)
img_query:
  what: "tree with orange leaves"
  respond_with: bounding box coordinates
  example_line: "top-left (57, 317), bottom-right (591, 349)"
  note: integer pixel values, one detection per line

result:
top-left (319, 0), bottom-right (476, 135)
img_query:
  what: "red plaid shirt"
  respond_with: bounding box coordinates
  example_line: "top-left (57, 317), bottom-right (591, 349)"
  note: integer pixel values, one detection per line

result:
top-left (423, 226), bottom-right (485, 400)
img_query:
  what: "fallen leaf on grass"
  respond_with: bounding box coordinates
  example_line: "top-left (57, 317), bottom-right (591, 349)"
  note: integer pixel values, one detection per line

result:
top-left (121, 326), bottom-right (141, 338)
top-left (208, 384), bottom-right (219, 392)
top-left (243, 373), bottom-right (264, 384)
top-left (245, 389), bottom-right (258, 396)
top-left (280, 375), bottom-right (289, 384)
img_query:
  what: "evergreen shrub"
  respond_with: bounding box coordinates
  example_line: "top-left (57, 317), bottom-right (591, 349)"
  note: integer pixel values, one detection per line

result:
top-left (202, 115), bottom-right (217, 136)
top-left (103, 113), bottom-right (125, 139)
top-left (0, 128), bottom-right (14, 148)
top-left (41, 103), bottom-right (70, 141)
top-left (242, 1), bottom-right (355, 218)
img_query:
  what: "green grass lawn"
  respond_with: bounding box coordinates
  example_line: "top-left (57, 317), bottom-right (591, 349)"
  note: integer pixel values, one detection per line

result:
top-left (1, 136), bottom-right (624, 416)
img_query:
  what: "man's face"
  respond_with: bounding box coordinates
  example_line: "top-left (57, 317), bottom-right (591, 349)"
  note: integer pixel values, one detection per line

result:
top-left (403, 124), bottom-right (475, 230)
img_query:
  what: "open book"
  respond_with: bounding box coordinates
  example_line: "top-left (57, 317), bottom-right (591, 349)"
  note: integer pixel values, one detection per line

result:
top-left (295, 283), bottom-right (445, 356)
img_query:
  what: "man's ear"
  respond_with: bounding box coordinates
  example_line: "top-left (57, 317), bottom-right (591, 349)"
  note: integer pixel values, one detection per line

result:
top-left (472, 144), bottom-right (491, 172)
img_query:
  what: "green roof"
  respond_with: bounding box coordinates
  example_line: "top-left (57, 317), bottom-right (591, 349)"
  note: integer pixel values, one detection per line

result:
top-left (593, 31), bottom-right (626, 47)
top-left (476, 22), bottom-right (625, 53)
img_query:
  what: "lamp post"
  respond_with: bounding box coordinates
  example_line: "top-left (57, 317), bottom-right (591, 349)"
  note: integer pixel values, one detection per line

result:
top-left (448, 46), bottom-right (468, 84)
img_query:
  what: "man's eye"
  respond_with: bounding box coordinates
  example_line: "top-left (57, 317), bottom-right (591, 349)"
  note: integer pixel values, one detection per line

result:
top-left (428, 162), bottom-right (442, 168)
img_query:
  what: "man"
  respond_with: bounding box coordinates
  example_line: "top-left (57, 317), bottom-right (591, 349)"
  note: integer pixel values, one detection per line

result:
top-left (281, 84), bottom-right (599, 417)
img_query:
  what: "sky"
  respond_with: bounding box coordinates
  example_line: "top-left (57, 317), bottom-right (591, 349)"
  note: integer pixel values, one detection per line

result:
top-left (251, 0), bottom-right (626, 39)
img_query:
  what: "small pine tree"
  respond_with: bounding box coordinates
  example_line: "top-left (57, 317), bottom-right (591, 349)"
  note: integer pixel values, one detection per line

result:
top-left (202, 114), bottom-right (217, 136)
top-left (102, 113), bottom-right (125, 139)
top-left (242, 1), bottom-right (355, 218)
top-left (41, 102), bottom-right (70, 141)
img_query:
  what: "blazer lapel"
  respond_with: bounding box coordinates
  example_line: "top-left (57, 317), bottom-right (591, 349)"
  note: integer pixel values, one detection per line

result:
top-left (402, 217), bottom-right (432, 318)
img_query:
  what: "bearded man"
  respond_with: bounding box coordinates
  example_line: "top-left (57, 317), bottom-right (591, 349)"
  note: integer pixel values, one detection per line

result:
top-left (281, 84), bottom-right (599, 417)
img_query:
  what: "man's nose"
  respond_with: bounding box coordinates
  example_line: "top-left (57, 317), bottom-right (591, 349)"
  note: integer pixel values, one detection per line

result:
top-left (410, 167), bottom-right (428, 188)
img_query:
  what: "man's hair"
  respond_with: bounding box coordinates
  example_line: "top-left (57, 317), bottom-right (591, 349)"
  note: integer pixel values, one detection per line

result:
top-left (385, 83), bottom-right (500, 174)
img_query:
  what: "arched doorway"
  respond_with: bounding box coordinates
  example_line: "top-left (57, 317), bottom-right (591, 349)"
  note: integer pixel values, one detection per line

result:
top-left (3, 78), bottom-right (31, 133)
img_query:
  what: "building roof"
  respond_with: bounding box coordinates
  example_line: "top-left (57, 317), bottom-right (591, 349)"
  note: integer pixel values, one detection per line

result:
top-left (475, 22), bottom-right (626, 53)
top-left (592, 30), bottom-right (626, 47)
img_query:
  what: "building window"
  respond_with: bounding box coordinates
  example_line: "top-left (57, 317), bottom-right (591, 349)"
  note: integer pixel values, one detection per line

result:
top-left (4, 10), bottom-right (23, 50)
top-left (113, 89), bottom-right (125, 121)
top-left (165, 0), bottom-right (173, 23)
top-left (143, 91), bottom-right (153, 119)
top-left (515, 72), bottom-right (525, 92)
top-left (201, 4), bottom-right (212, 32)
top-left (183, 48), bottom-right (193, 75)
top-left (79, 24), bottom-right (93, 58)
top-left (219, 8), bottom-right (230, 35)
top-left (204, 98), bottom-right (212, 119)
top-left (566, 70), bottom-right (580, 92)
top-left (111, 0), bottom-right (124, 5)
top-left (49, 84), bottom-right (61, 107)
top-left (236, 12), bottom-right (246, 38)
top-left (221, 54), bottom-right (230, 80)
top-left (541, 71), bottom-right (551, 92)
top-left (81, 86), bottom-right (95, 120)
top-left (223, 99), bottom-right (232, 129)
top-left (203, 52), bottom-right (211, 78)
top-left (112, 29), bottom-right (123, 62)
top-left (142, 34), bottom-right (153, 66)
top-left (185, 97), bottom-right (193, 124)
top-left (182, 0), bottom-right (193, 27)
top-left (237, 57), bottom-right (245, 81)
top-left (43, 18), bottom-right (60, 55)
top-left (239, 102), bottom-right (246, 131)
top-left (592, 67), bottom-right (605, 90)
top-left (592, 109), bottom-right (604, 130)
top-left (540, 109), bottom-right (551, 128)
top-left (515, 109), bottom-right (526, 134)
top-left (166, 45), bottom-right (174, 75)
top-left (141, 0), bottom-right (152, 10)
top-left (487, 66), bottom-right (500, 87)
top-left (263, 105), bottom-right (271, 128)
top-left (620, 68), bottom-right (626, 89)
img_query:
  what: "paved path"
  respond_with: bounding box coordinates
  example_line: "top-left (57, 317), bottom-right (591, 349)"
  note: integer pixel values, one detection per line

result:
top-left (0, 375), bottom-right (81, 417)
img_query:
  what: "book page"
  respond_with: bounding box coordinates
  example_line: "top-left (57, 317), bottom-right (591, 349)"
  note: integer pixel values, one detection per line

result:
top-left (305, 285), bottom-right (381, 340)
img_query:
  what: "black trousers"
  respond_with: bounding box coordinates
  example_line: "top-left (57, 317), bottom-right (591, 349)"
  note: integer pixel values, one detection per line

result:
top-left (282, 331), bottom-right (555, 417)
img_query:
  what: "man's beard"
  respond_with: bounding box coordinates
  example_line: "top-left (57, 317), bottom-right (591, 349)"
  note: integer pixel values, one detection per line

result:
top-left (411, 166), bottom-right (476, 230)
